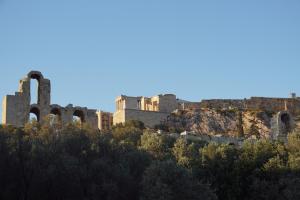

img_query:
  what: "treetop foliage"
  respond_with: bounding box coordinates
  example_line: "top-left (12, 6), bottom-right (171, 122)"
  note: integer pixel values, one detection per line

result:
top-left (1, 120), bottom-right (300, 200)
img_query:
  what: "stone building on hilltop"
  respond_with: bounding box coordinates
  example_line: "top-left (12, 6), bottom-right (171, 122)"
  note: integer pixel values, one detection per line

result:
top-left (113, 93), bottom-right (300, 141)
top-left (113, 94), bottom-right (178, 127)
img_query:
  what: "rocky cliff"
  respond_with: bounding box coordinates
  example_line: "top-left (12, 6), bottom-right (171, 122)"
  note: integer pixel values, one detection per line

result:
top-left (162, 109), bottom-right (276, 139)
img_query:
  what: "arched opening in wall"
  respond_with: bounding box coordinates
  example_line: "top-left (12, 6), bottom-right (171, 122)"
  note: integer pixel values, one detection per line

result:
top-left (50, 108), bottom-right (62, 125)
top-left (73, 110), bottom-right (85, 124)
top-left (30, 79), bottom-right (39, 105)
top-left (30, 74), bottom-right (41, 105)
top-left (29, 107), bottom-right (40, 122)
top-left (281, 113), bottom-right (291, 134)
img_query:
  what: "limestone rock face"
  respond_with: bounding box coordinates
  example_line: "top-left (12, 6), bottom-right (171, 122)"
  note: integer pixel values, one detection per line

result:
top-left (242, 111), bottom-right (272, 139)
top-left (163, 109), bottom-right (276, 139)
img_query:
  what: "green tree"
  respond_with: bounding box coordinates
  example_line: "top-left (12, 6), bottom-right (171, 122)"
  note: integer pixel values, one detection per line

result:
top-left (112, 120), bottom-right (144, 146)
top-left (201, 143), bottom-right (240, 200)
top-left (140, 160), bottom-right (217, 200)
top-left (172, 137), bottom-right (201, 169)
top-left (287, 132), bottom-right (300, 170)
top-left (140, 132), bottom-right (174, 160)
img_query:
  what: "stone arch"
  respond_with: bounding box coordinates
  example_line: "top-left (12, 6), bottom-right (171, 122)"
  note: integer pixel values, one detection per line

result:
top-left (277, 111), bottom-right (294, 137)
top-left (50, 106), bottom-right (62, 123)
top-left (30, 106), bottom-right (40, 122)
top-left (73, 109), bottom-right (85, 123)
top-left (51, 107), bottom-right (62, 116)
top-left (27, 71), bottom-right (44, 80)
top-left (50, 104), bottom-right (62, 115)
top-left (28, 71), bottom-right (44, 105)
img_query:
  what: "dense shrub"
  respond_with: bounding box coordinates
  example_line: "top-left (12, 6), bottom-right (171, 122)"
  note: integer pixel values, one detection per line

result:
top-left (1, 121), bottom-right (300, 200)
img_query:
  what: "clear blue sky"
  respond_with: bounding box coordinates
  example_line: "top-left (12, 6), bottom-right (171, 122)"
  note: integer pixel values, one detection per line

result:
top-left (0, 0), bottom-right (300, 119)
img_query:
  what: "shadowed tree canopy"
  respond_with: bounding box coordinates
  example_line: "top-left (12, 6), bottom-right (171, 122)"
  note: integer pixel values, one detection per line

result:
top-left (1, 120), bottom-right (300, 200)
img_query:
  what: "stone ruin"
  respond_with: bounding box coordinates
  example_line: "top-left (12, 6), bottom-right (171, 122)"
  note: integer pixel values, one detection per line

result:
top-left (2, 71), bottom-right (112, 131)
top-left (1, 71), bottom-right (298, 142)
top-left (113, 94), bottom-right (299, 141)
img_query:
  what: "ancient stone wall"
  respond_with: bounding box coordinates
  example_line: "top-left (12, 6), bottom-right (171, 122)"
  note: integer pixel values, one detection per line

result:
top-left (183, 97), bottom-right (300, 116)
top-left (158, 94), bottom-right (177, 113)
top-left (2, 71), bottom-right (50, 126)
top-left (2, 71), bottom-right (111, 130)
top-left (114, 109), bottom-right (170, 128)
top-left (97, 111), bottom-right (113, 131)
top-left (115, 96), bottom-right (141, 111)
top-left (113, 110), bottom-right (125, 125)
top-left (246, 97), bottom-right (300, 115)
top-left (199, 99), bottom-right (246, 110)
top-left (179, 102), bottom-right (202, 110)
top-left (116, 94), bottom-right (178, 113)
top-left (113, 94), bottom-right (178, 127)
top-left (2, 95), bottom-right (27, 127)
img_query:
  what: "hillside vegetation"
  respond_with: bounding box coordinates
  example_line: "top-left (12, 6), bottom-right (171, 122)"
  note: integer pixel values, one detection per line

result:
top-left (1, 120), bottom-right (300, 200)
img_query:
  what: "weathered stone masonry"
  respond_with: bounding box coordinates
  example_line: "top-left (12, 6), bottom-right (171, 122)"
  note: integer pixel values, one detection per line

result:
top-left (2, 71), bottom-right (112, 130)
top-left (113, 94), bottom-right (177, 127)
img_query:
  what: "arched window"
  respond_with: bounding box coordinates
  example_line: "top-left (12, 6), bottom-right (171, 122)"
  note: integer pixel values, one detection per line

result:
top-left (29, 107), bottom-right (40, 122)
top-left (30, 78), bottom-right (39, 105)
top-left (73, 110), bottom-right (85, 124)
top-left (29, 73), bottom-right (42, 105)
top-left (50, 108), bottom-right (62, 124)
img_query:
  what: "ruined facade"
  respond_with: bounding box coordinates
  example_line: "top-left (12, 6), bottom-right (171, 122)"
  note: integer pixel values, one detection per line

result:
top-left (2, 71), bottom-right (112, 131)
top-left (113, 94), bottom-right (177, 127)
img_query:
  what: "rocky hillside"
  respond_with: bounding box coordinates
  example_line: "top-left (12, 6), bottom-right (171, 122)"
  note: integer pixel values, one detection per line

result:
top-left (161, 109), bottom-right (275, 139)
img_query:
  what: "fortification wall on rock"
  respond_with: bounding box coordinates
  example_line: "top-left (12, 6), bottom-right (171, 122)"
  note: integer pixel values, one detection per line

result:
top-left (182, 97), bottom-right (300, 116)
top-left (199, 99), bottom-right (246, 110)
top-left (246, 97), bottom-right (300, 115)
